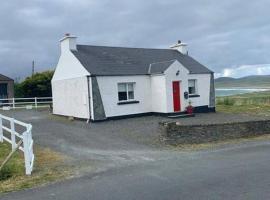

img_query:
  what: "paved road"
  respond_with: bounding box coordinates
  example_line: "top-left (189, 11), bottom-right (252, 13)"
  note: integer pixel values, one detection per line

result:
top-left (2, 142), bottom-right (270, 200)
top-left (1, 110), bottom-right (270, 199)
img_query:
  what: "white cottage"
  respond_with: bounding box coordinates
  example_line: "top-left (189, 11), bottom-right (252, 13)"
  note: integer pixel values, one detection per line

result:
top-left (52, 34), bottom-right (215, 121)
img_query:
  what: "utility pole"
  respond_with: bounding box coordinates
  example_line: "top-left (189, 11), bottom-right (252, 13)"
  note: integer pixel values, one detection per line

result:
top-left (32, 60), bottom-right (35, 76)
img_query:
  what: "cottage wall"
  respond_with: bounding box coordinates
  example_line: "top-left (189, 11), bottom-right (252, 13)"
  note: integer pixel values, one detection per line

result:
top-left (96, 75), bottom-right (151, 118)
top-left (150, 75), bottom-right (167, 113)
top-left (95, 62), bottom-right (212, 119)
top-left (164, 61), bottom-right (189, 112)
top-left (187, 73), bottom-right (211, 108)
top-left (52, 76), bottom-right (90, 119)
top-left (52, 41), bottom-right (91, 119)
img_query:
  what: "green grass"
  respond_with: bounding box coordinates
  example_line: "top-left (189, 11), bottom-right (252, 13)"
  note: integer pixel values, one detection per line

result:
top-left (216, 91), bottom-right (270, 106)
top-left (216, 91), bottom-right (270, 116)
top-left (0, 142), bottom-right (72, 193)
top-left (0, 143), bottom-right (24, 181)
top-left (217, 104), bottom-right (270, 116)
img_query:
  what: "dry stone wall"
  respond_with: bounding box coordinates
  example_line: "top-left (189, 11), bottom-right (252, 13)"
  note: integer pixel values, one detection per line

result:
top-left (160, 120), bottom-right (270, 144)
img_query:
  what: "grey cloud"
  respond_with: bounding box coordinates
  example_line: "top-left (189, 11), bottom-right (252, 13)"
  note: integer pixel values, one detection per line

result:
top-left (1, 0), bottom-right (270, 79)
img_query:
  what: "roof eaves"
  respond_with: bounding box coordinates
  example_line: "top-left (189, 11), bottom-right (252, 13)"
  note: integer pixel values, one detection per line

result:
top-left (0, 74), bottom-right (13, 81)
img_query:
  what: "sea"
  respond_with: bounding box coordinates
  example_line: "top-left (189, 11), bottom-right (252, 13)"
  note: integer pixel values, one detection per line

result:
top-left (215, 88), bottom-right (270, 97)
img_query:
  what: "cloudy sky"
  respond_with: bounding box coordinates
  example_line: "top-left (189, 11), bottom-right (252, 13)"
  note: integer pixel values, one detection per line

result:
top-left (1, 0), bottom-right (270, 79)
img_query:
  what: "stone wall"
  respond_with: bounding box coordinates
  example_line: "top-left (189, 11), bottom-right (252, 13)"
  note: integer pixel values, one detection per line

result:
top-left (160, 120), bottom-right (270, 144)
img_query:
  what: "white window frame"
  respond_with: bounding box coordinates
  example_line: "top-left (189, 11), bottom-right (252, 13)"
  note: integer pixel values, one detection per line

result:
top-left (188, 79), bottom-right (198, 95)
top-left (117, 82), bottom-right (135, 102)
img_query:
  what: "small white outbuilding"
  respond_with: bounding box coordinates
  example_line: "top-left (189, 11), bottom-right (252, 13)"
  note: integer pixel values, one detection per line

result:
top-left (52, 34), bottom-right (215, 121)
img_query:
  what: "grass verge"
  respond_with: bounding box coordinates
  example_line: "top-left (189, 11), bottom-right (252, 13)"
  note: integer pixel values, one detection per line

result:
top-left (216, 104), bottom-right (270, 116)
top-left (216, 91), bottom-right (270, 106)
top-left (0, 142), bottom-right (72, 193)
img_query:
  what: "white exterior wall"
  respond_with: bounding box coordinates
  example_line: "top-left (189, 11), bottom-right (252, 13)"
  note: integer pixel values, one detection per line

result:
top-left (96, 62), bottom-right (211, 118)
top-left (52, 37), bottom-right (91, 119)
top-left (187, 74), bottom-right (211, 107)
top-left (163, 61), bottom-right (211, 112)
top-left (150, 75), bottom-right (167, 113)
top-left (96, 75), bottom-right (151, 117)
top-left (52, 50), bottom-right (89, 81)
top-left (164, 61), bottom-right (189, 112)
top-left (52, 76), bottom-right (90, 119)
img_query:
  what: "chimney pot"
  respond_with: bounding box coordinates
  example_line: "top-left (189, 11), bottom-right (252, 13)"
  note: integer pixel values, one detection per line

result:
top-left (60, 34), bottom-right (77, 51)
top-left (170, 40), bottom-right (188, 55)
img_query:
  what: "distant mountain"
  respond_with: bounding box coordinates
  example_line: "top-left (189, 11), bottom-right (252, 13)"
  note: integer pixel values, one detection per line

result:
top-left (215, 75), bottom-right (270, 88)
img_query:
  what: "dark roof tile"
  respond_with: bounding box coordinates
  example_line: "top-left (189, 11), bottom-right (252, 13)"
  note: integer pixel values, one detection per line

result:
top-left (148, 60), bottom-right (176, 74)
top-left (71, 45), bottom-right (212, 76)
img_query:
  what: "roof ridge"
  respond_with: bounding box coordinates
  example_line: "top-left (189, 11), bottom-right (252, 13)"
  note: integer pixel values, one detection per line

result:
top-left (77, 44), bottom-right (172, 51)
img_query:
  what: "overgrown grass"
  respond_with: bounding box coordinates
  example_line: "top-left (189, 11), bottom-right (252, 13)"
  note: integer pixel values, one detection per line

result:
top-left (216, 104), bottom-right (270, 116)
top-left (216, 91), bottom-right (270, 106)
top-left (0, 142), bottom-right (71, 193)
top-left (216, 91), bottom-right (270, 116)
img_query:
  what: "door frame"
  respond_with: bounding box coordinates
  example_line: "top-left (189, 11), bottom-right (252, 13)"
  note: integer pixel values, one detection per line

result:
top-left (172, 81), bottom-right (181, 112)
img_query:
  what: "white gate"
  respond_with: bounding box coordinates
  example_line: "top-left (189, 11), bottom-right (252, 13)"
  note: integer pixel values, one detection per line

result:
top-left (0, 114), bottom-right (34, 175)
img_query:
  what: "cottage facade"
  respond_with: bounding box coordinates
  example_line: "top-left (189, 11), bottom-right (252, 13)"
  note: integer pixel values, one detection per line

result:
top-left (52, 35), bottom-right (215, 121)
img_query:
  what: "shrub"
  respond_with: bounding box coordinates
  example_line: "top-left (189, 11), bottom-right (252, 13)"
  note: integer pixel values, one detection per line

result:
top-left (0, 165), bottom-right (15, 181)
top-left (15, 70), bottom-right (54, 98)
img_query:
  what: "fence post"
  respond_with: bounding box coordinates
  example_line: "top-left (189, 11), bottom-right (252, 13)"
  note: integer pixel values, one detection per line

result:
top-left (28, 125), bottom-right (34, 173)
top-left (12, 98), bottom-right (15, 109)
top-left (35, 97), bottom-right (37, 109)
top-left (23, 132), bottom-right (31, 175)
top-left (10, 118), bottom-right (16, 150)
top-left (0, 115), bottom-right (3, 142)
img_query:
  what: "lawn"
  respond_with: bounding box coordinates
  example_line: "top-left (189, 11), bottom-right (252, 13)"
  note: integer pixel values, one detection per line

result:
top-left (216, 91), bottom-right (270, 116)
top-left (0, 142), bottom-right (72, 193)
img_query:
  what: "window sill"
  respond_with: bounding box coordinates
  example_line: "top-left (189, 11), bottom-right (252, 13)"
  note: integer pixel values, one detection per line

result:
top-left (117, 100), bottom-right (140, 105)
top-left (189, 94), bottom-right (200, 98)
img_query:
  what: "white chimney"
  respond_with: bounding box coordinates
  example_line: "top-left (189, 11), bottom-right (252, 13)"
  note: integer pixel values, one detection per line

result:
top-left (60, 33), bottom-right (77, 52)
top-left (170, 40), bottom-right (188, 55)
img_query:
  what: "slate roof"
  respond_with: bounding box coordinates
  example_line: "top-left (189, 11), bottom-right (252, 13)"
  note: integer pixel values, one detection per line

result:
top-left (71, 45), bottom-right (212, 76)
top-left (0, 74), bottom-right (13, 81)
top-left (148, 60), bottom-right (176, 74)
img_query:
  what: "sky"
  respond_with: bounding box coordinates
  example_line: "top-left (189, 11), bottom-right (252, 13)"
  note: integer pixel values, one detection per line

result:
top-left (1, 0), bottom-right (270, 80)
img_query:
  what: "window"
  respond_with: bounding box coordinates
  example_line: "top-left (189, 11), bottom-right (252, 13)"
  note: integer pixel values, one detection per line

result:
top-left (118, 83), bottom-right (135, 101)
top-left (188, 79), bottom-right (197, 95)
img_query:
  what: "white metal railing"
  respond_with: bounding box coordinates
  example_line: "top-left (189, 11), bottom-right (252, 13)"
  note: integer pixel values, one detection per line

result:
top-left (0, 97), bottom-right (52, 110)
top-left (0, 114), bottom-right (34, 175)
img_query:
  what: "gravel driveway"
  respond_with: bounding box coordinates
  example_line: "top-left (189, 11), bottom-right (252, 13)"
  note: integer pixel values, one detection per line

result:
top-left (1, 109), bottom-right (268, 153)
top-left (1, 109), bottom-right (268, 172)
top-left (2, 109), bottom-right (270, 199)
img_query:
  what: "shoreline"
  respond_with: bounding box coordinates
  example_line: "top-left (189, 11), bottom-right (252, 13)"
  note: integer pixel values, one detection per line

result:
top-left (215, 88), bottom-right (270, 97)
top-left (216, 87), bottom-right (270, 90)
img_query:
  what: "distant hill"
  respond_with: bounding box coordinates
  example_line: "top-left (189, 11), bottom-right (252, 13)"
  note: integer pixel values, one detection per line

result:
top-left (215, 75), bottom-right (270, 88)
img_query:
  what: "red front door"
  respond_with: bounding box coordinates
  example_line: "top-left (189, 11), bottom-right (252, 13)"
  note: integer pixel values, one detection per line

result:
top-left (172, 81), bottom-right (181, 112)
